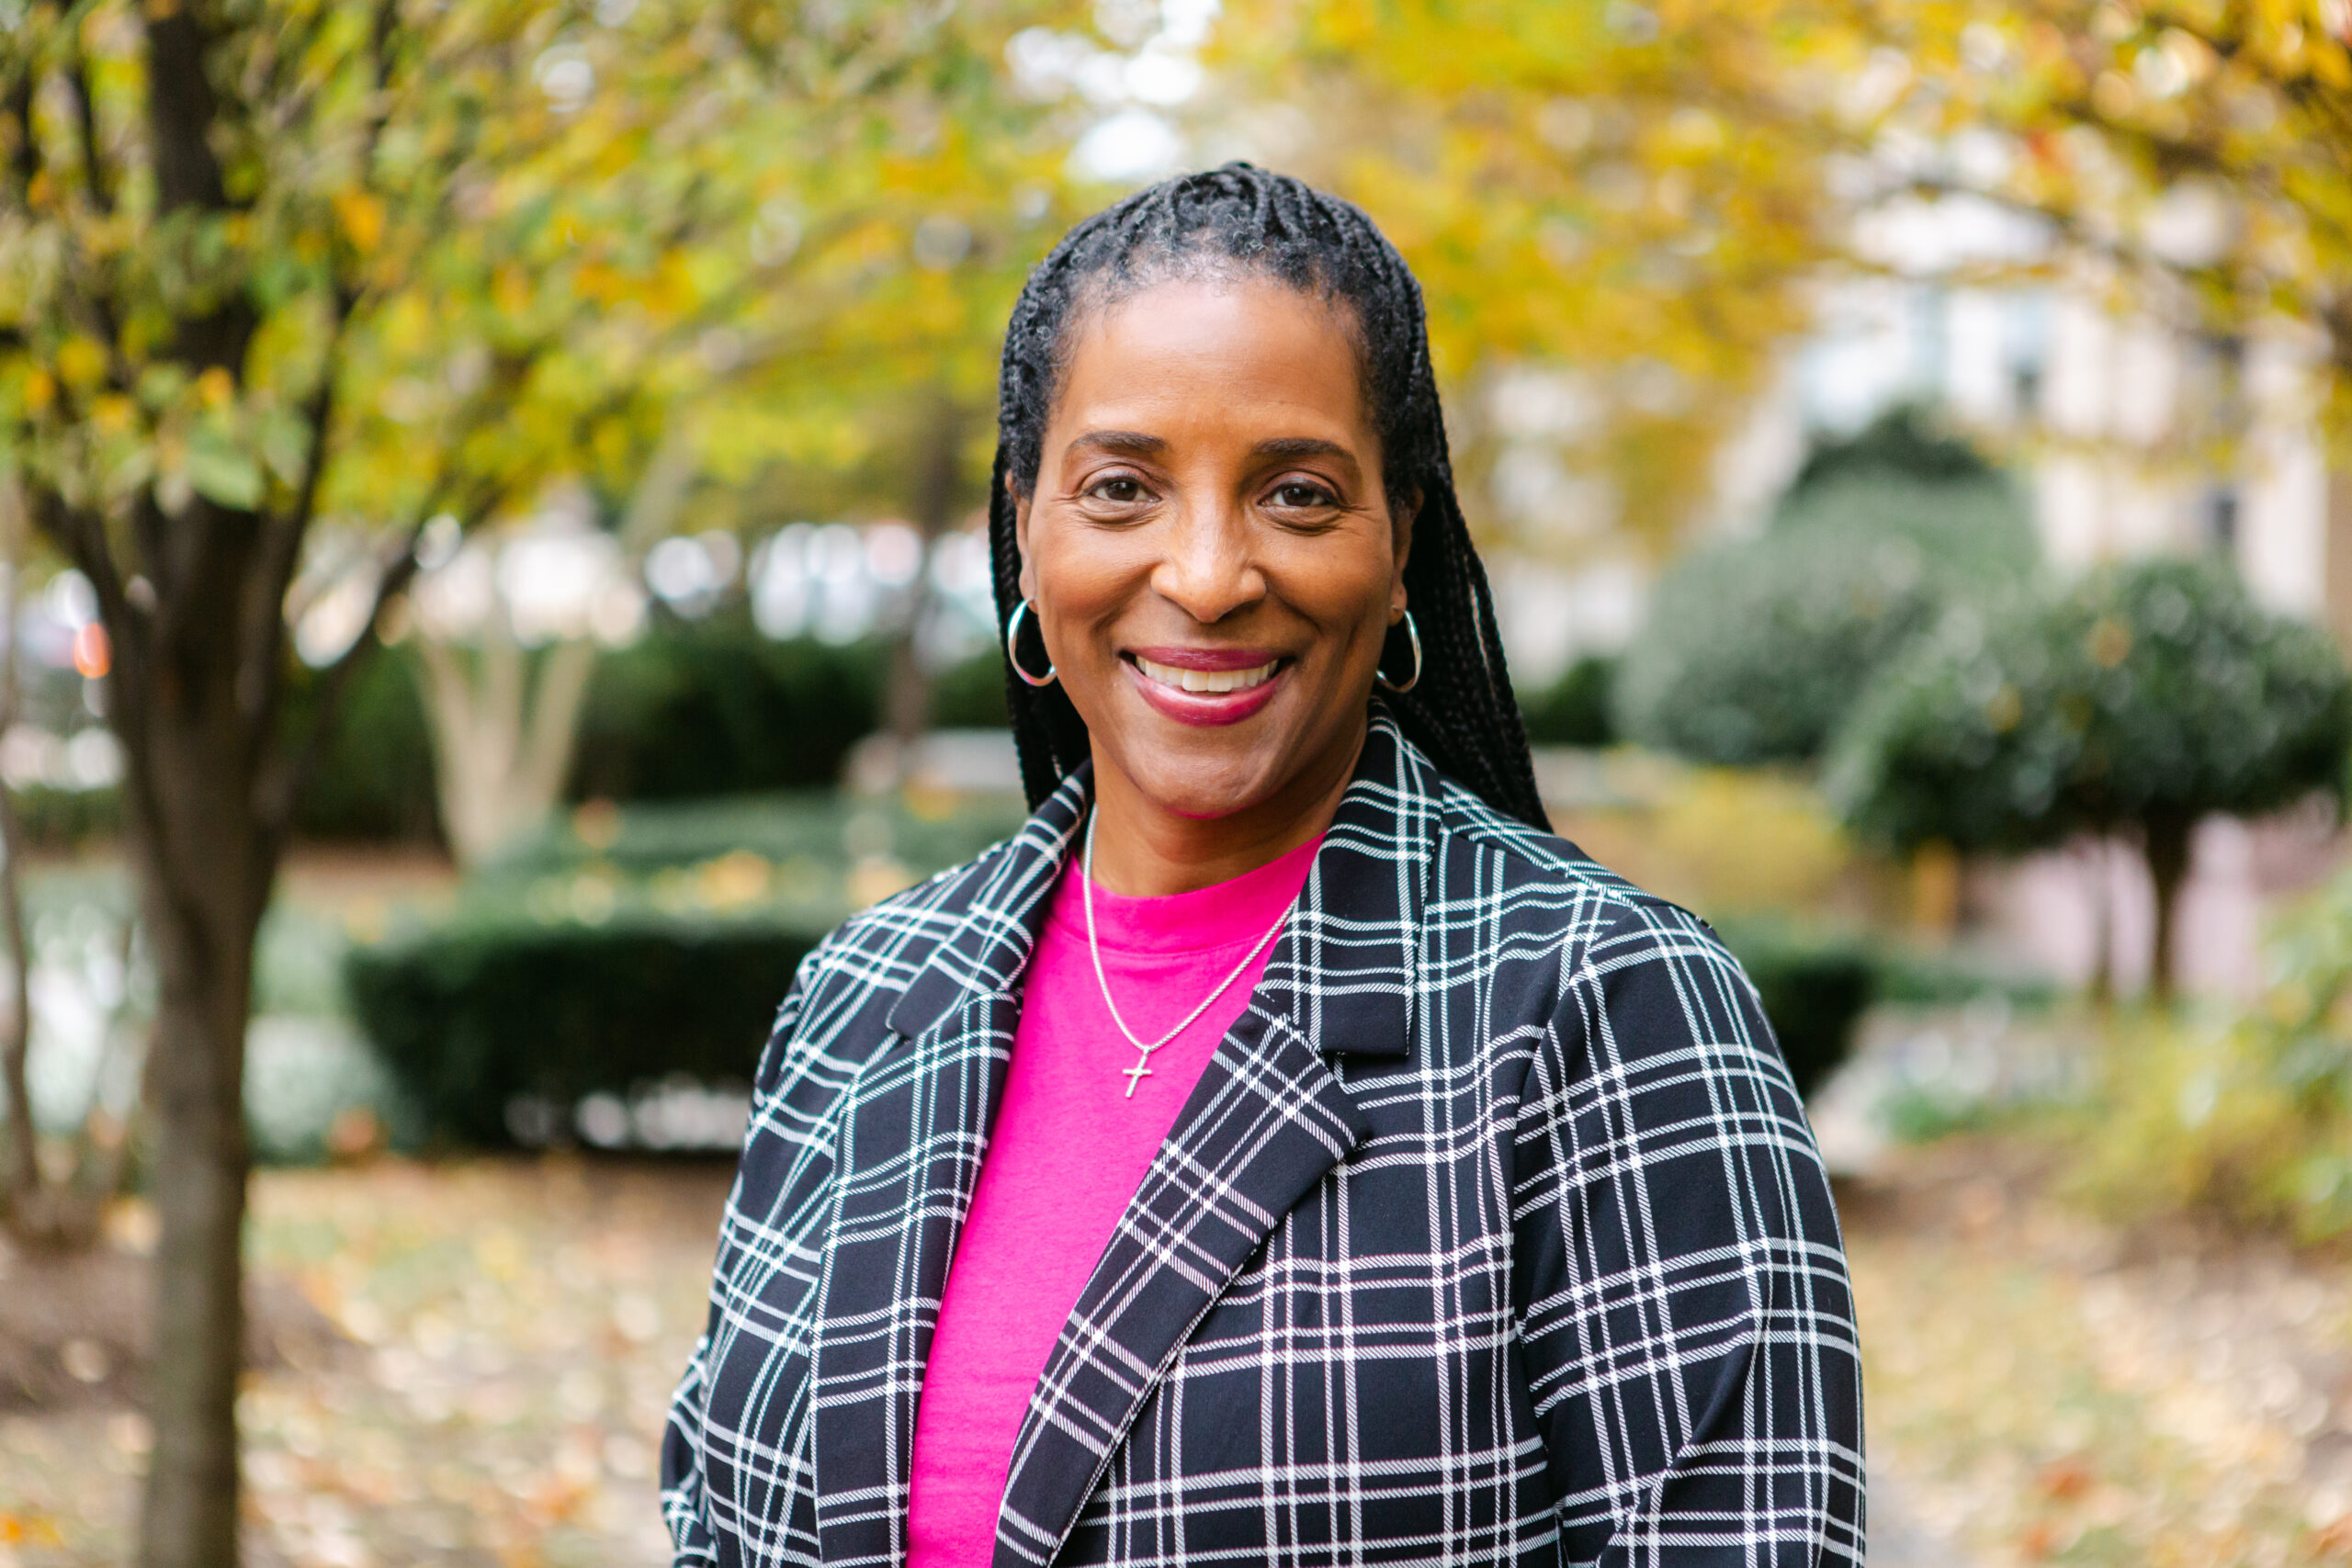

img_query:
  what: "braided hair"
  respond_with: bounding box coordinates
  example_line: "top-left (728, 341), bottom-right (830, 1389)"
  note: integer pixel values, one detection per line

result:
top-left (990, 162), bottom-right (1550, 830)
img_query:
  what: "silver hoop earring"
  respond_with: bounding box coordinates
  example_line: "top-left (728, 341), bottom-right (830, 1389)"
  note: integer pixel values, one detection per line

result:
top-left (1005, 599), bottom-right (1057, 687)
top-left (1375, 611), bottom-right (1423, 694)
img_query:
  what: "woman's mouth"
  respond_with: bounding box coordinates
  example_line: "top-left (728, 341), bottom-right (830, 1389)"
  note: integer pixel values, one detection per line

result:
top-left (1131, 654), bottom-right (1281, 694)
top-left (1122, 649), bottom-right (1290, 726)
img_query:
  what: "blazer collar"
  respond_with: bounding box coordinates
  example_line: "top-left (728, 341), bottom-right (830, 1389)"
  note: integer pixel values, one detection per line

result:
top-left (883, 704), bottom-right (1440, 1058)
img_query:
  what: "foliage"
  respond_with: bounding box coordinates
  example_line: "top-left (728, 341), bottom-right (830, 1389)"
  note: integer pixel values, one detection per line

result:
top-left (1832, 553), bottom-right (2352, 995)
top-left (1895, 0), bottom-right (2352, 452)
top-left (1831, 555), bottom-right (2352, 853)
top-left (2068, 868), bottom-right (2352, 1240)
top-left (346, 913), bottom-right (818, 1147)
top-left (1519, 654), bottom-right (1618, 747)
top-left (1785, 403), bottom-right (2007, 500)
top-left (930, 645), bottom-right (1012, 730)
top-left (564, 615), bottom-right (1008, 802)
top-left (282, 649), bottom-right (438, 842)
top-left (1212, 0), bottom-right (1881, 554)
top-left (348, 790), bottom-right (1023, 1144)
top-left (567, 615), bottom-right (884, 800)
top-left (1616, 466), bottom-right (2037, 765)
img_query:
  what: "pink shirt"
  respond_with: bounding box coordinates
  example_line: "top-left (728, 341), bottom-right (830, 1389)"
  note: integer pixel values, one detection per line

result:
top-left (907, 832), bottom-right (1322, 1568)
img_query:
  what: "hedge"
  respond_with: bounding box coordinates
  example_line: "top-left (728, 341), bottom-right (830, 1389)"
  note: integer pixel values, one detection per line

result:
top-left (344, 791), bottom-right (1025, 1145)
top-left (345, 909), bottom-right (822, 1146)
top-left (353, 899), bottom-right (1894, 1147)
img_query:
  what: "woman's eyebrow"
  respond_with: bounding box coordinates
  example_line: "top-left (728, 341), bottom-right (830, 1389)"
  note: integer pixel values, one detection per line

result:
top-left (1253, 436), bottom-right (1354, 462)
top-left (1068, 429), bottom-right (1166, 458)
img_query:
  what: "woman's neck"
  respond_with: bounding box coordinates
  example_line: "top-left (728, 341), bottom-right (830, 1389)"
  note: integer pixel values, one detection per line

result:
top-left (1083, 723), bottom-right (1366, 897)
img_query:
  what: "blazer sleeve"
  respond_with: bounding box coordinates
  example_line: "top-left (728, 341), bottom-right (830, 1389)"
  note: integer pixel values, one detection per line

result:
top-left (1510, 899), bottom-right (1865, 1566)
top-left (659, 957), bottom-right (816, 1564)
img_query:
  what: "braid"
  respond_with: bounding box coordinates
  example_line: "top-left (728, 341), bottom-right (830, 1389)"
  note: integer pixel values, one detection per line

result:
top-left (989, 162), bottom-right (1550, 830)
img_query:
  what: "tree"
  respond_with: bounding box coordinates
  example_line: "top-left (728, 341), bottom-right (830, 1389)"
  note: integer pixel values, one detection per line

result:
top-left (1209, 0), bottom-right (1886, 557)
top-left (1890, 0), bottom-right (2352, 446)
top-left (0, 0), bottom-right (1074, 1560)
top-left (1828, 554), bottom-right (2352, 998)
top-left (1614, 413), bottom-right (2038, 764)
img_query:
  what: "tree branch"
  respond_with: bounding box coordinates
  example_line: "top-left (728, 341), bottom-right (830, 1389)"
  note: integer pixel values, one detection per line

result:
top-left (252, 518), bottom-right (428, 852)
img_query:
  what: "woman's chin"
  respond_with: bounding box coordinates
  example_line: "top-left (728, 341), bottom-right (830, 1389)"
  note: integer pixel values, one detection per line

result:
top-left (1113, 744), bottom-right (1286, 822)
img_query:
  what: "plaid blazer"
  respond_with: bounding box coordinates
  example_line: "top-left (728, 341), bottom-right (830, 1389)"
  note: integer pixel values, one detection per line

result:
top-left (662, 710), bottom-right (1864, 1567)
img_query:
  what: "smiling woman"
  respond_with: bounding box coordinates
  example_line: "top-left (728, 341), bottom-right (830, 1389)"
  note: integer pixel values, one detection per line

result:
top-left (662, 164), bottom-right (1864, 1568)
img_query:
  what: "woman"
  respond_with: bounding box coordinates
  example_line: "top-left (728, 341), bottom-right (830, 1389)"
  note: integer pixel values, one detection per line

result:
top-left (663, 164), bottom-right (1862, 1567)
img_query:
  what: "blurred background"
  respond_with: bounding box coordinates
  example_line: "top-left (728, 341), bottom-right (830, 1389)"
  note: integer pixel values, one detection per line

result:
top-left (6, 0), bottom-right (2352, 1562)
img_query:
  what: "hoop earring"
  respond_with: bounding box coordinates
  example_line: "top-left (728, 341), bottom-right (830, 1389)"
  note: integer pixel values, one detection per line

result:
top-left (1375, 611), bottom-right (1423, 694)
top-left (1005, 599), bottom-right (1057, 687)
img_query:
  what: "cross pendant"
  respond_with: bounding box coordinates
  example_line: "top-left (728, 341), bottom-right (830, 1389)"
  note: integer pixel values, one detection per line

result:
top-left (1121, 1058), bottom-right (1152, 1098)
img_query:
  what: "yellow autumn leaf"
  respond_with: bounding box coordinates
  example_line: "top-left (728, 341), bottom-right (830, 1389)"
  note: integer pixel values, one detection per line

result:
top-left (90, 394), bottom-right (136, 435)
top-left (335, 189), bottom-right (388, 255)
top-left (55, 336), bottom-right (107, 389)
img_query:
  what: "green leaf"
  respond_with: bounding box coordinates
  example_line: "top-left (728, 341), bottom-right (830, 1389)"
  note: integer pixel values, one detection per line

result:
top-left (187, 431), bottom-right (266, 511)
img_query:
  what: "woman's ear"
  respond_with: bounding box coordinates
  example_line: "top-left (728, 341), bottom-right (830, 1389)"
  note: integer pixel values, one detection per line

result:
top-left (1389, 488), bottom-right (1419, 619)
top-left (1012, 477), bottom-right (1038, 602)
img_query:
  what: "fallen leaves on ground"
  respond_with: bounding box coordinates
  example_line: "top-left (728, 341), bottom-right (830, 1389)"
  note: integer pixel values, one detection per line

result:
top-left (0, 1156), bottom-right (729, 1567)
top-left (1847, 1136), bottom-right (2352, 1567)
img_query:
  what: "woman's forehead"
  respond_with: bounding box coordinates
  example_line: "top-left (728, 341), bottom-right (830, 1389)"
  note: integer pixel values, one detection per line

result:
top-left (1049, 276), bottom-right (1374, 447)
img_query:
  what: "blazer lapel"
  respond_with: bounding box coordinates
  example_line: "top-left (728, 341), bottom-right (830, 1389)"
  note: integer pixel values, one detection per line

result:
top-left (811, 770), bottom-right (1089, 1568)
top-left (990, 710), bottom-right (1438, 1568)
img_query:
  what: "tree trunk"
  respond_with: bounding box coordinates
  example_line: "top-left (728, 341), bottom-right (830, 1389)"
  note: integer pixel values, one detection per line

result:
top-left (2083, 835), bottom-right (2114, 1009)
top-left (123, 618), bottom-right (271, 1568)
top-left (2143, 812), bottom-right (2195, 1005)
top-left (0, 490), bottom-right (40, 1232)
top-left (418, 630), bottom-right (600, 864)
top-left (414, 432), bottom-right (696, 865)
top-left (881, 395), bottom-right (967, 763)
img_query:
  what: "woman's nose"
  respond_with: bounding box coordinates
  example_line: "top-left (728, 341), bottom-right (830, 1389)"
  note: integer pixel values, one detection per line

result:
top-left (1148, 502), bottom-right (1265, 626)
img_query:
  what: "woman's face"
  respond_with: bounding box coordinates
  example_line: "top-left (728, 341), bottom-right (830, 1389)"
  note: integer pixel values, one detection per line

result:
top-left (1015, 276), bottom-right (1408, 825)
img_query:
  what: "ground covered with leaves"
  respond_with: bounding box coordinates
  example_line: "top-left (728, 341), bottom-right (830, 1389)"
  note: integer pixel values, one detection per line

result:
top-left (8, 1140), bottom-right (2352, 1565)
top-left (1, 1157), bottom-right (729, 1567)
top-left (1848, 1137), bottom-right (2352, 1567)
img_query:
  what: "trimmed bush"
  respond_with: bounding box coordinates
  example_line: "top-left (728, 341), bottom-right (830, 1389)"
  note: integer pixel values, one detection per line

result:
top-left (1520, 654), bottom-right (1617, 747)
top-left (1828, 555), bottom-right (2352, 997)
top-left (285, 645), bottom-right (441, 842)
top-left (569, 613), bottom-right (885, 799)
top-left (346, 909), bottom-right (822, 1146)
top-left (1615, 409), bottom-right (2036, 767)
top-left (344, 791), bottom-right (1025, 1145)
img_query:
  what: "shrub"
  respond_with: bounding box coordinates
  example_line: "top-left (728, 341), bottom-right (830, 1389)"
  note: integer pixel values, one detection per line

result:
top-left (284, 646), bottom-right (441, 842)
top-left (346, 908), bottom-right (824, 1146)
top-left (1614, 468), bottom-right (2035, 765)
top-left (1520, 654), bottom-right (1617, 747)
top-left (1829, 556), bottom-right (2352, 997)
top-left (345, 792), bottom-right (1025, 1145)
top-left (568, 612), bottom-right (885, 799)
top-left (2066, 870), bottom-right (2352, 1239)
top-left (565, 612), bottom-right (1012, 801)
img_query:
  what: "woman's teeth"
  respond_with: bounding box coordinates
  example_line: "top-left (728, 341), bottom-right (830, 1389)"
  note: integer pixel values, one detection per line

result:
top-left (1133, 656), bottom-right (1279, 694)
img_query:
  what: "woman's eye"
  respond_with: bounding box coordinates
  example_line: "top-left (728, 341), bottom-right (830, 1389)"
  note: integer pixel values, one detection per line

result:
top-left (1090, 477), bottom-right (1147, 503)
top-left (1271, 481), bottom-right (1338, 509)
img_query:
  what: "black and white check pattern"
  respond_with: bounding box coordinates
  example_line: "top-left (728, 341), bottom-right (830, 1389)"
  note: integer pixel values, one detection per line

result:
top-left (662, 709), bottom-right (1864, 1566)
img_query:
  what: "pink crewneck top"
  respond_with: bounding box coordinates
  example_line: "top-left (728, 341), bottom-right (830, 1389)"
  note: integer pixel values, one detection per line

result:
top-left (907, 832), bottom-right (1323, 1568)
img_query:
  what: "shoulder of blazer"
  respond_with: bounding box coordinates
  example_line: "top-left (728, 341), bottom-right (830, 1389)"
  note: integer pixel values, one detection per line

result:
top-left (1424, 770), bottom-right (1755, 1006)
top-left (789, 831), bottom-right (1023, 1021)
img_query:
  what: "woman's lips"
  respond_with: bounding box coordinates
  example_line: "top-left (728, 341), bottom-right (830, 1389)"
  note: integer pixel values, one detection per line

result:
top-left (1123, 649), bottom-right (1289, 727)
